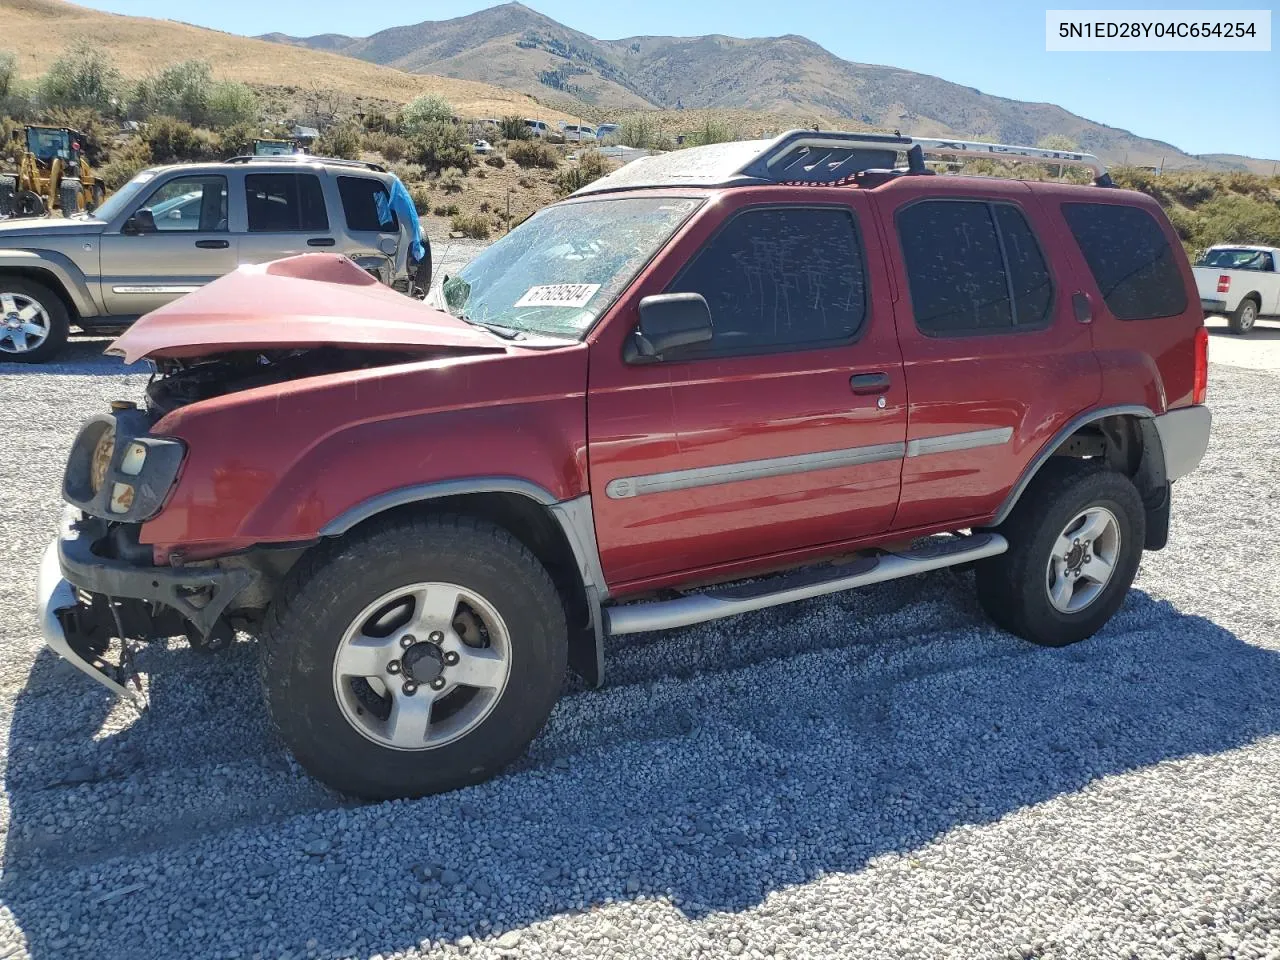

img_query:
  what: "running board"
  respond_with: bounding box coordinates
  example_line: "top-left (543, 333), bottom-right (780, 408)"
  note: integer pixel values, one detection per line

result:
top-left (603, 532), bottom-right (1008, 636)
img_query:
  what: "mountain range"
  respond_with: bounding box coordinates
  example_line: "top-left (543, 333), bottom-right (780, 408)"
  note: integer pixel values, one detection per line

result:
top-left (262, 2), bottom-right (1274, 173)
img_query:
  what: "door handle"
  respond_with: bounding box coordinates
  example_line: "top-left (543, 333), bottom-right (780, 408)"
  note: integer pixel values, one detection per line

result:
top-left (195, 239), bottom-right (229, 249)
top-left (1072, 291), bottom-right (1093, 324)
top-left (307, 237), bottom-right (336, 247)
top-left (849, 372), bottom-right (891, 395)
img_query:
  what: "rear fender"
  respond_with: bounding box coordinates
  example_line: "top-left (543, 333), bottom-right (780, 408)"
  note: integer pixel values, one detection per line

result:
top-left (1094, 349), bottom-right (1168, 415)
top-left (994, 404), bottom-right (1173, 549)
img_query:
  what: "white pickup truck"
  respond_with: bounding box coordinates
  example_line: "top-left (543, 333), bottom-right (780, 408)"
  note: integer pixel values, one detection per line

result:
top-left (1193, 245), bottom-right (1280, 334)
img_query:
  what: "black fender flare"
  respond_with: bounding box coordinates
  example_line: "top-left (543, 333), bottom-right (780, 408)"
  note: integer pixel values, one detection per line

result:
top-left (319, 477), bottom-right (609, 686)
top-left (993, 405), bottom-right (1170, 549)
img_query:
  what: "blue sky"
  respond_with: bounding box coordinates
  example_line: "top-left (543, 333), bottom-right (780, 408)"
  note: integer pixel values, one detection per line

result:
top-left (78, 0), bottom-right (1278, 161)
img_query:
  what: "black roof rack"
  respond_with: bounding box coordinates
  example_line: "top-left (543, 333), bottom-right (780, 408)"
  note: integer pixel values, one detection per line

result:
top-left (575, 129), bottom-right (1110, 195)
top-left (224, 155), bottom-right (388, 172)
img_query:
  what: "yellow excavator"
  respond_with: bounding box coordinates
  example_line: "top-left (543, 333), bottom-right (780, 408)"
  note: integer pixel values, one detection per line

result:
top-left (0, 125), bottom-right (106, 219)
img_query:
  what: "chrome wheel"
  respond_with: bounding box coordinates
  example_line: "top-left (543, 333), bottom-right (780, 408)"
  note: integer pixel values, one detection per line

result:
top-left (331, 582), bottom-right (511, 751)
top-left (1239, 300), bottom-right (1257, 332)
top-left (1046, 506), bottom-right (1121, 614)
top-left (0, 292), bottom-right (51, 355)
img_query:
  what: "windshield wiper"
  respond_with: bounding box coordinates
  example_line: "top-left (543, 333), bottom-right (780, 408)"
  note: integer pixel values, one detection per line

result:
top-left (457, 314), bottom-right (525, 340)
top-left (477, 322), bottom-right (525, 341)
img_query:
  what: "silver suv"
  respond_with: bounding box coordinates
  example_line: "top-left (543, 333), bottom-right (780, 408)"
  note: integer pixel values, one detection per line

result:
top-left (0, 155), bottom-right (430, 363)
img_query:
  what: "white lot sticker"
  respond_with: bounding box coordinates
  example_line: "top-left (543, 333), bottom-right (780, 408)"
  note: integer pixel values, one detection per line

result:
top-left (514, 283), bottom-right (601, 308)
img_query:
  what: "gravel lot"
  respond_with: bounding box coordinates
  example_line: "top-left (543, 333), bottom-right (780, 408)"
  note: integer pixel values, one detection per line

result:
top-left (1, 303), bottom-right (1278, 959)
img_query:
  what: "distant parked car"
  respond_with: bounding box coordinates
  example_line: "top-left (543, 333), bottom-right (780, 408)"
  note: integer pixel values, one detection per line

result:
top-left (0, 155), bottom-right (430, 362)
top-left (595, 123), bottom-right (621, 141)
top-left (1193, 244), bottom-right (1280, 334)
top-left (586, 145), bottom-right (660, 167)
top-left (558, 122), bottom-right (596, 143)
top-left (472, 139), bottom-right (493, 155)
top-left (524, 119), bottom-right (551, 138)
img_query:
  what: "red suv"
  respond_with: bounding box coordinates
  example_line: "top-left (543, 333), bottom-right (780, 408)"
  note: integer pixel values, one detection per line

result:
top-left (37, 131), bottom-right (1211, 799)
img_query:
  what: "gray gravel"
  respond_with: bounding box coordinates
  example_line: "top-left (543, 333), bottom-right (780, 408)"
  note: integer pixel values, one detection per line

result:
top-left (1, 336), bottom-right (1278, 960)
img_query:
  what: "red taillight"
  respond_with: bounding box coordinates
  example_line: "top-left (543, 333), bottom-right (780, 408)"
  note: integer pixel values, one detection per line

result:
top-left (1193, 326), bottom-right (1209, 405)
top-left (1217, 275), bottom-right (1231, 294)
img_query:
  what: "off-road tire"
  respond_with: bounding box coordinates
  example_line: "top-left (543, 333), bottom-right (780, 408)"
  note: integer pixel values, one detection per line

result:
top-left (90, 182), bottom-right (105, 212)
top-left (0, 176), bottom-right (15, 217)
top-left (976, 460), bottom-right (1144, 647)
top-left (58, 179), bottom-right (81, 216)
top-left (15, 190), bottom-right (44, 218)
top-left (0, 277), bottom-right (70, 363)
top-left (1228, 296), bottom-right (1259, 335)
top-left (259, 514), bottom-right (568, 800)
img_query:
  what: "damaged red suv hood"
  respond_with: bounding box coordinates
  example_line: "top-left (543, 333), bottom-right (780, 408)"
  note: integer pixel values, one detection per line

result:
top-left (108, 254), bottom-right (509, 364)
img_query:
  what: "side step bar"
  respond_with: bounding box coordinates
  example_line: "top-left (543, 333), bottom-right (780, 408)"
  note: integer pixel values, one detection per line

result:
top-left (603, 532), bottom-right (1008, 636)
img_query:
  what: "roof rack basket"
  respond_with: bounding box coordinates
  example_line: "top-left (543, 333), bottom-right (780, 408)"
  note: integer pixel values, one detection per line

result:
top-left (740, 130), bottom-right (1110, 187)
top-left (575, 128), bottom-right (1111, 196)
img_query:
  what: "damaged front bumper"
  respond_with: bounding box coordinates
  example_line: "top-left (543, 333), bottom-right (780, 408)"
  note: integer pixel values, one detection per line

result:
top-left (37, 521), bottom-right (140, 702)
top-left (36, 507), bottom-right (259, 702)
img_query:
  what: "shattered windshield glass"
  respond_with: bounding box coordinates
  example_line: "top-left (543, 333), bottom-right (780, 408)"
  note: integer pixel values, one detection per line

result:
top-left (441, 196), bottom-right (702, 339)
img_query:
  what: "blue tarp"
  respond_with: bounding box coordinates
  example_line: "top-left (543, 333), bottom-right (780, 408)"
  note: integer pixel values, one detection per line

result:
top-left (376, 177), bottom-right (427, 265)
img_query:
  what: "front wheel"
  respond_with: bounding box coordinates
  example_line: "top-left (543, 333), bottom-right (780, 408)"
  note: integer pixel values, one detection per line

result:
top-left (0, 278), bottom-right (70, 363)
top-left (1228, 298), bottom-right (1258, 335)
top-left (977, 461), bottom-right (1144, 647)
top-left (259, 514), bottom-right (568, 799)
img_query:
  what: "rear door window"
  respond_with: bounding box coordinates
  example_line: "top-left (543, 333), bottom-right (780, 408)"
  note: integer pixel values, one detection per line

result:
top-left (898, 199), bottom-right (1054, 335)
top-left (338, 176), bottom-right (398, 233)
top-left (994, 205), bottom-right (1053, 327)
top-left (245, 173), bottom-right (329, 233)
top-left (898, 201), bottom-right (1010, 333)
top-left (1061, 202), bottom-right (1187, 320)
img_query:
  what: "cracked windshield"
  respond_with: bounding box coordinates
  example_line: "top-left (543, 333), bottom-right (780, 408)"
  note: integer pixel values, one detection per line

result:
top-left (440, 196), bottom-right (702, 338)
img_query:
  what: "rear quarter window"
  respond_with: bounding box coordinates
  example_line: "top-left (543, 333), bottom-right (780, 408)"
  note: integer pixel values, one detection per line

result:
top-left (338, 176), bottom-right (398, 233)
top-left (1061, 202), bottom-right (1187, 320)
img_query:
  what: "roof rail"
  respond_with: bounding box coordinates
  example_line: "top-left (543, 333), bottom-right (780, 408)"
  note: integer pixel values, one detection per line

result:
top-left (224, 155), bottom-right (388, 173)
top-left (575, 128), bottom-right (1110, 196)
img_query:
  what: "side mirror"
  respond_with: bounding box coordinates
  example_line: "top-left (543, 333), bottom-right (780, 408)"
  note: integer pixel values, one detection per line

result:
top-left (626, 293), bottom-right (713, 363)
top-left (123, 208), bottom-right (157, 235)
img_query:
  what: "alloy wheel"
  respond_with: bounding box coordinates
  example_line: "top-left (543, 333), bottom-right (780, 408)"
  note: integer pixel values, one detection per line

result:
top-left (330, 582), bottom-right (512, 750)
top-left (1045, 506), bottom-right (1121, 614)
top-left (0, 292), bottom-right (52, 355)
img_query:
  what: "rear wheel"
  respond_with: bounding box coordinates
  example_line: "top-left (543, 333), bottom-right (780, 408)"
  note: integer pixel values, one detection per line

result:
top-left (89, 182), bottom-right (105, 212)
top-left (976, 461), bottom-right (1144, 647)
top-left (0, 278), bottom-right (70, 363)
top-left (1228, 297), bottom-right (1258, 335)
top-left (260, 514), bottom-right (568, 799)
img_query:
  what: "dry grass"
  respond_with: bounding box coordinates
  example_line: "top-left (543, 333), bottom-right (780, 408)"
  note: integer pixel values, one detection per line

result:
top-left (0, 0), bottom-right (580, 123)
